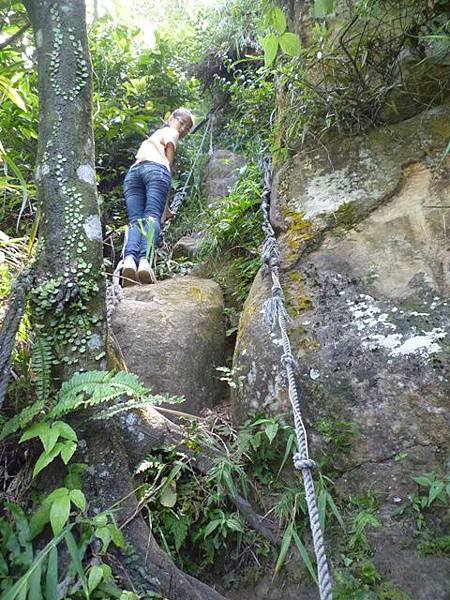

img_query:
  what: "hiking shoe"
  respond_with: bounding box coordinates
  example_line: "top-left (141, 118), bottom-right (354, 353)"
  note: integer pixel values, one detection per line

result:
top-left (122, 255), bottom-right (138, 286)
top-left (138, 258), bottom-right (156, 284)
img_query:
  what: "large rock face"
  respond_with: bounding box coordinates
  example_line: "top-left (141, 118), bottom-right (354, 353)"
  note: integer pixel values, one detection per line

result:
top-left (203, 149), bottom-right (246, 206)
top-left (112, 276), bottom-right (225, 415)
top-left (233, 105), bottom-right (450, 598)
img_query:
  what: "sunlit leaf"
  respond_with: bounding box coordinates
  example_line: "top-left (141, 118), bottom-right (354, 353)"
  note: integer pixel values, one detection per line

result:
top-left (279, 32), bottom-right (301, 56)
top-left (270, 7), bottom-right (286, 35)
top-left (49, 492), bottom-right (70, 535)
top-left (258, 34), bottom-right (279, 67)
top-left (314, 0), bottom-right (334, 17)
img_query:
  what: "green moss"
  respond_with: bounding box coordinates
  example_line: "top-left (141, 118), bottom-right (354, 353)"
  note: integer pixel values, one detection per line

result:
top-left (281, 209), bottom-right (315, 263)
top-left (334, 201), bottom-right (359, 231)
top-left (186, 286), bottom-right (210, 303)
top-left (286, 271), bottom-right (312, 316)
top-left (378, 581), bottom-right (411, 600)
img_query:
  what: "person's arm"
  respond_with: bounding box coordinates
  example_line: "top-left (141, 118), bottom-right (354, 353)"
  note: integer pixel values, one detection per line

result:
top-left (165, 142), bottom-right (175, 173)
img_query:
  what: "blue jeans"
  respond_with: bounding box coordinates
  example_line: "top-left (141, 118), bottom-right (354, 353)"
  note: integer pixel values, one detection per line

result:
top-left (123, 161), bottom-right (171, 261)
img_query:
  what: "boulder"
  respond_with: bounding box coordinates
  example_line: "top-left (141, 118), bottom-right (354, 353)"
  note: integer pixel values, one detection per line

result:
top-left (203, 149), bottom-right (246, 206)
top-left (111, 276), bottom-right (226, 415)
top-left (232, 105), bottom-right (450, 597)
top-left (171, 232), bottom-right (204, 260)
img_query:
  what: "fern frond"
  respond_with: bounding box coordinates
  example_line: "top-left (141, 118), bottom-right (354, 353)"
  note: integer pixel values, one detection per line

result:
top-left (108, 371), bottom-right (148, 396)
top-left (90, 393), bottom-right (184, 421)
top-left (0, 400), bottom-right (45, 441)
top-left (31, 337), bottom-right (53, 402)
top-left (48, 370), bottom-right (159, 420)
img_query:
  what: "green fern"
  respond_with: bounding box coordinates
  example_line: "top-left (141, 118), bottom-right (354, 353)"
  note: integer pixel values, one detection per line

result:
top-left (48, 370), bottom-right (172, 420)
top-left (92, 394), bottom-right (184, 421)
top-left (31, 337), bottom-right (53, 403)
top-left (1, 370), bottom-right (183, 440)
top-left (0, 400), bottom-right (45, 441)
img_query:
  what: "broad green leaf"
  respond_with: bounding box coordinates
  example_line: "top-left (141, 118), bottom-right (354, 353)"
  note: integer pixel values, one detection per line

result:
top-left (108, 523), bottom-right (125, 548)
top-left (120, 592), bottom-right (138, 600)
top-left (49, 493), bottom-right (71, 535)
top-left (64, 463), bottom-right (88, 490)
top-left (95, 525), bottom-right (112, 552)
top-left (226, 516), bottom-right (244, 533)
top-left (0, 76), bottom-right (27, 111)
top-left (46, 487), bottom-right (70, 503)
top-left (270, 7), bottom-right (286, 35)
top-left (100, 564), bottom-right (112, 579)
top-left (279, 32), bottom-right (301, 57)
top-left (92, 513), bottom-right (108, 527)
top-left (275, 522), bottom-right (293, 573)
top-left (69, 489), bottom-right (86, 512)
top-left (314, 0), bottom-right (334, 17)
top-left (292, 529), bottom-right (318, 584)
top-left (159, 479), bottom-right (177, 508)
top-left (30, 503), bottom-right (51, 539)
top-left (33, 443), bottom-right (64, 478)
top-left (412, 475), bottom-right (432, 487)
top-left (88, 565), bottom-right (104, 592)
top-left (60, 440), bottom-right (77, 464)
top-left (429, 480), bottom-right (445, 504)
top-left (20, 422), bottom-right (49, 444)
top-left (45, 546), bottom-right (58, 600)
top-left (265, 421), bottom-right (279, 443)
top-left (41, 427), bottom-right (60, 455)
top-left (53, 421), bottom-right (77, 441)
top-left (202, 519), bottom-right (221, 538)
top-left (259, 34), bottom-right (279, 67)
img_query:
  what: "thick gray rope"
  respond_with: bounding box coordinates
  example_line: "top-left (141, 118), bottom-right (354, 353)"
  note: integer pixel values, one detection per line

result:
top-left (260, 157), bottom-right (333, 600)
top-left (0, 268), bottom-right (34, 409)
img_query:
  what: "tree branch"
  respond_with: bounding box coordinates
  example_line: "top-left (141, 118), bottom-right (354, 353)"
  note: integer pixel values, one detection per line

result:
top-left (0, 23), bottom-right (30, 51)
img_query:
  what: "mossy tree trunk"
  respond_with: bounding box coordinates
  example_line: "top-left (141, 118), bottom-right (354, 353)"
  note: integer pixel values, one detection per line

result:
top-left (23, 2), bottom-right (227, 598)
top-left (23, 0), bottom-right (106, 378)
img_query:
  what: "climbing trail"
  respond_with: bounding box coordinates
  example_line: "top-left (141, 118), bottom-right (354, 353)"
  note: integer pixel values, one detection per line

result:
top-left (109, 135), bottom-right (332, 598)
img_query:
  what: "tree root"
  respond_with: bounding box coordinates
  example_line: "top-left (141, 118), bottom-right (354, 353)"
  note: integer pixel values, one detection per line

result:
top-left (81, 419), bottom-right (228, 600)
top-left (119, 406), bottom-right (282, 547)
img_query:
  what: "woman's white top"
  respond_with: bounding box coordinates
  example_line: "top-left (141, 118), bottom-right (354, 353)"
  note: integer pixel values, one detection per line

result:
top-left (134, 126), bottom-right (179, 171)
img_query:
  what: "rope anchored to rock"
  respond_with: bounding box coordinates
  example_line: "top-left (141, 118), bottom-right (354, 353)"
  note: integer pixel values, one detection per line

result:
top-left (260, 156), bottom-right (333, 600)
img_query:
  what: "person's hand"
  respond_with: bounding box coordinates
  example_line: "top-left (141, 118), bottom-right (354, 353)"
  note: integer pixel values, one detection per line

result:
top-left (167, 208), bottom-right (176, 221)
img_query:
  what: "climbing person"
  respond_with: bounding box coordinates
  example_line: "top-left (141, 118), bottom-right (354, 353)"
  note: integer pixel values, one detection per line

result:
top-left (121, 108), bottom-right (194, 285)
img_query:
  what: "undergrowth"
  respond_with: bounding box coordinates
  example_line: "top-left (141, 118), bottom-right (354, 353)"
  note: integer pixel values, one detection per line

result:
top-left (198, 161), bottom-right (264, 306)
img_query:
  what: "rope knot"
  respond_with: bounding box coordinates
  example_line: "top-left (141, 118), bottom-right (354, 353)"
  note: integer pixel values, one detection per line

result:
top-left (281, 353), bottom-right (297, 369)
top-left (293, 454), bottom-right (316, 471)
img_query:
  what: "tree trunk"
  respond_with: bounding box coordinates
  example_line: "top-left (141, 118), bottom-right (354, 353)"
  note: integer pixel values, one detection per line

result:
top-left (23, 0), bottom-right (106, 379)
top-left (23, 2), bottom-right (228, 597)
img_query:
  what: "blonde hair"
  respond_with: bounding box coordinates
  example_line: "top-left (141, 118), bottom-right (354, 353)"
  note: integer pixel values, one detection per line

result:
top-left (169, 108), bottom-right (195, 132)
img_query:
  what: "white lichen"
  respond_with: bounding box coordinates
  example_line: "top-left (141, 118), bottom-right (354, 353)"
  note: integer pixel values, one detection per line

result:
top-left (35, 29), bottom-right (43, 48)
top-left (87, 334), bottom-right (102, 350)
top-left (77, 164), bottom-right (96, 185)
top-left (348, 295), bottom-right (448, 358)
top-left (83, 215), bottom-right (102, 241)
